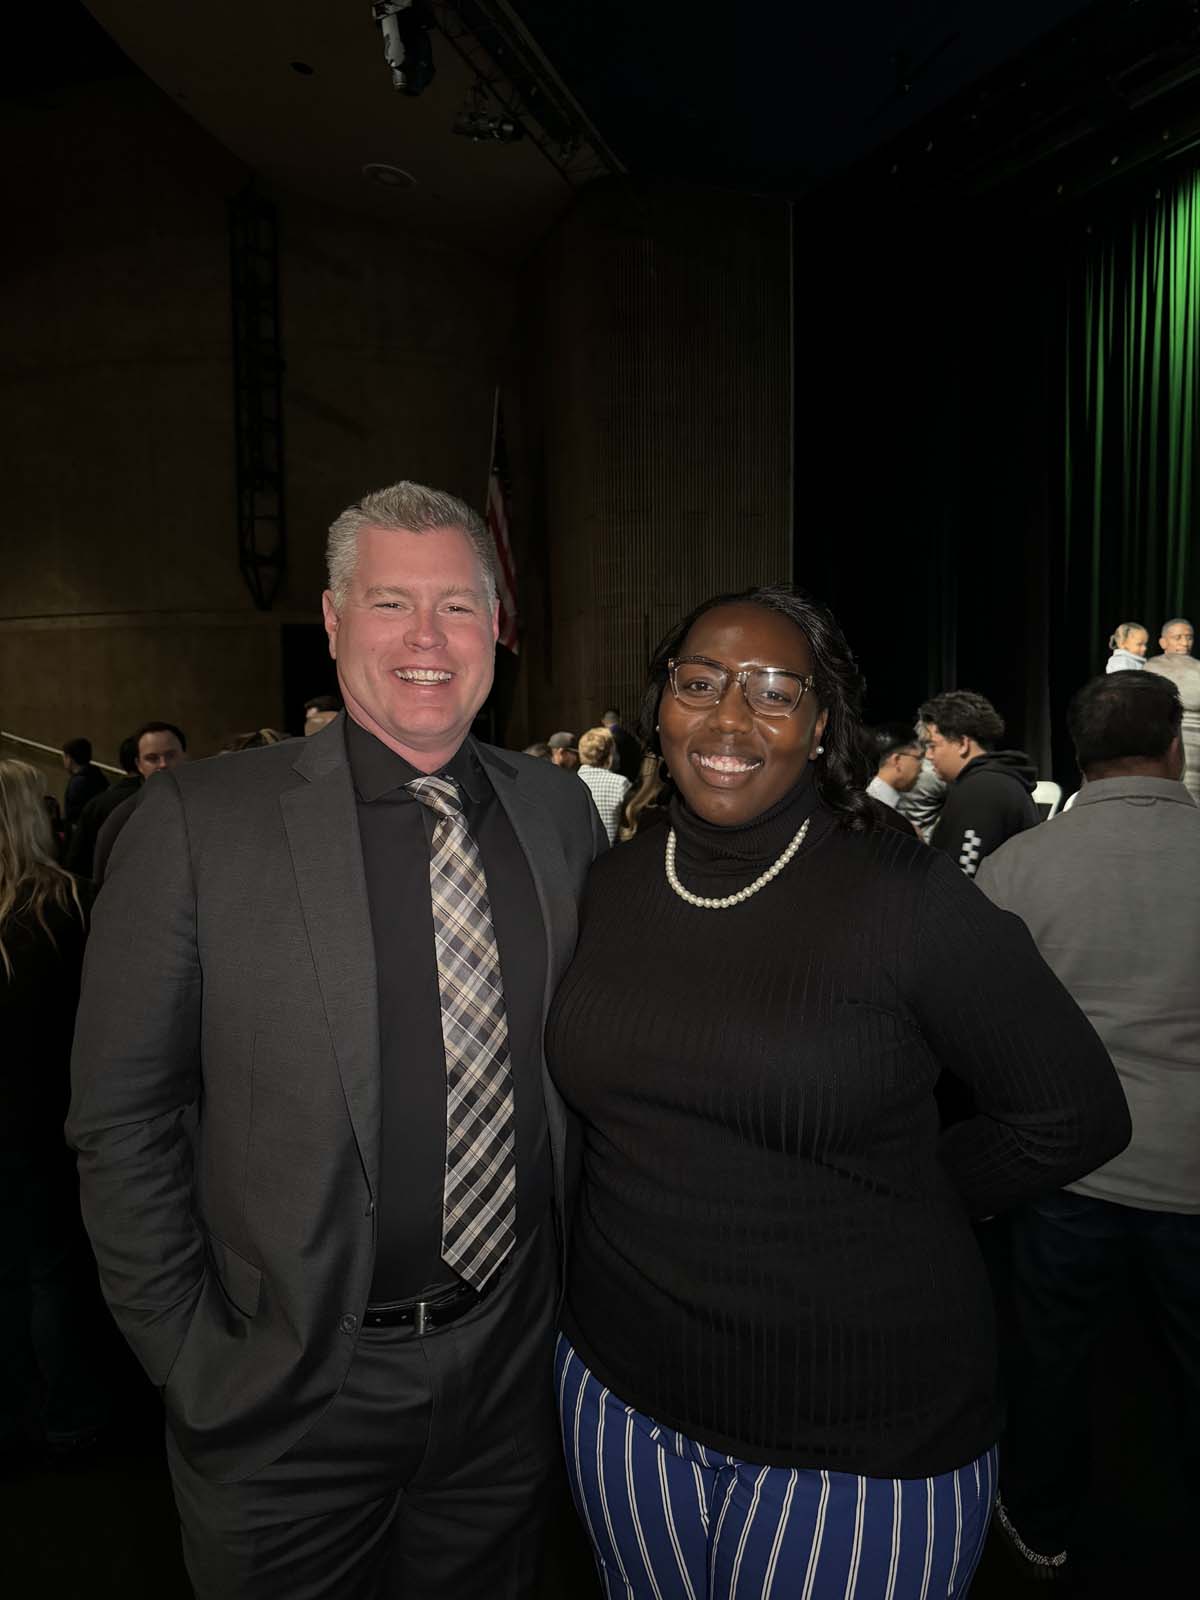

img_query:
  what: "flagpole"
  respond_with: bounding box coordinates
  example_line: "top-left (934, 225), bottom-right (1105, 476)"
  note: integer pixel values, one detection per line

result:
top-left (487, 384), bottom-right (500, 504)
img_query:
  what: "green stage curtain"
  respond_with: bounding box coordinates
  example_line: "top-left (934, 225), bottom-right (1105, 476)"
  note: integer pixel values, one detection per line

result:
top-left (1066, 170), bottom-right (1200, 668)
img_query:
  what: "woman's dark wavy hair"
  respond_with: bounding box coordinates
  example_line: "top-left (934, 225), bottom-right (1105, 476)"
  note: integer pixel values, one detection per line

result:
top-left (637, 585), bottom-right (876, 831)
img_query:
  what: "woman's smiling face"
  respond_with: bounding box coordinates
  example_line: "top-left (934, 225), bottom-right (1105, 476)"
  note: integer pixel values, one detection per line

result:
top-left (658, 603), bottom-right (828, 826)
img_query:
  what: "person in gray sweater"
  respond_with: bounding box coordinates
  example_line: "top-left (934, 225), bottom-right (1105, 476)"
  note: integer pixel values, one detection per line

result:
top-left (976, 670), bottom-right (1200, 1582)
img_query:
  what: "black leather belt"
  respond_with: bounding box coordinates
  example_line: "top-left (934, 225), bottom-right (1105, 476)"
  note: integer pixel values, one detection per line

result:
top-left (363, 1268), bottom-right (502, 1334)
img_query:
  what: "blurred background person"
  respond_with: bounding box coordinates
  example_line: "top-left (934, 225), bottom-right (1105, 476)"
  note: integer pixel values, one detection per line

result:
top-left (549, 735), bottom-right (580, 773)
top-left (303, 694), bottom-right (341, 737)
top-left (600, 707), bottom-right (642, 782)
top-left (895, 737), bottom-right (948, 840)
top-left (918, 690), bottom-right (1038, 875)
top-left (65, 736), bottom-right (140, 882)
top-left (220, 729), bottom-right (288, 753)
top-left (60, 738), bottom-right (108, 836)
top-left (0, 760), bottom-right (108, 1470)
top-left (1145, 617), bottom-right (1200, 801)
top-left (41, 795), bottom-right (66, 861)
top-left (1106, 620), bottom-right (1148, 672)
top-left (93, 721), bottom-right (188, 884)
top-left (616, 751), bottom-right (669, 842)
top-left (575, 725), bottom-right (631, 845)
top-left (547, 730), bottom-right (577, 765)
top-left (522, 740), bottom-right (552, 760)
top-left (865, 722), bottom-right (925, 809)
top-left (977, 671), bottom-right (1199, 1584)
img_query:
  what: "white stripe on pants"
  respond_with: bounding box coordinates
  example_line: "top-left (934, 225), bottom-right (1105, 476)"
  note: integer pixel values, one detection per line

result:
top-left (555, 1335), bottom-right (996, 1600)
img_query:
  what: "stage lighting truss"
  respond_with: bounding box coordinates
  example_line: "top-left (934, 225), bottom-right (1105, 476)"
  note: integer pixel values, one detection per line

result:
top-left (453, 80), bottom-right (523, 142)
top-left (410, 0), bottom-right (623, 187)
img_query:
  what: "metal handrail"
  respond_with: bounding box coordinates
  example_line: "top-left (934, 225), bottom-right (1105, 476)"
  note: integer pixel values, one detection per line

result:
top-left (0, 729), bottom-right (124, 777)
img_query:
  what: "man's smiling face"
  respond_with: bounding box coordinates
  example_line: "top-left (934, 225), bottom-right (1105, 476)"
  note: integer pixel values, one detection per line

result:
top-left (322, 524), bottom-right (498, 772)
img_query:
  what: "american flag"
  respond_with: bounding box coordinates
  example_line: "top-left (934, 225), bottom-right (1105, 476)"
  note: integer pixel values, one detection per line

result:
top-left (486, 393), bottom-right (519, 653)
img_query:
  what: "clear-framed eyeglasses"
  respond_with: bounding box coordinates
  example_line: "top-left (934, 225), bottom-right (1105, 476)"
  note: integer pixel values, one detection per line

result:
top-left (667, 656), bottom-right (816, 719)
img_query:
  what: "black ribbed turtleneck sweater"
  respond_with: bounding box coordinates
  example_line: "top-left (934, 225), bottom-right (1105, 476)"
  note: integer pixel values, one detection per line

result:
top-left (545, 773), bottom-right (1130, 1476)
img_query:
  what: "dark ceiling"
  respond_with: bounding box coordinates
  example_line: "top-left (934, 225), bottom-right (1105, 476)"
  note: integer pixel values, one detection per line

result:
top-left (509, 0), bottom-right (1098, 189)
top-left (21, 1), bottom-right (1200, 237)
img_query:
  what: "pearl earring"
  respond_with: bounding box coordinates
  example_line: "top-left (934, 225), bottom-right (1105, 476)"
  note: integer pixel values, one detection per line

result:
top-left (815, 744), bottom-right (824, 755)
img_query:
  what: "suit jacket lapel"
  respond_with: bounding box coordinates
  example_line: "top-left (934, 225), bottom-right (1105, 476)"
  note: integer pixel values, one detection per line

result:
top-left (280, 720), bottom-right (381, 1202)
top-left (475, 742), bottom-right (576, 1003)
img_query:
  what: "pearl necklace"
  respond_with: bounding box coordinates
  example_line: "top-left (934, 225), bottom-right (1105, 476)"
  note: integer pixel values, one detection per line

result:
top-left (664, 817), bottom-right (810, 910)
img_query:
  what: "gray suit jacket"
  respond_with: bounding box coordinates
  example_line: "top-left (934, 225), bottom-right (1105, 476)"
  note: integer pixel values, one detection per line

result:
top-left (67, 717), bottom-right (605, 1481)
top-left (977, 776), bottom-right (1200, 1214)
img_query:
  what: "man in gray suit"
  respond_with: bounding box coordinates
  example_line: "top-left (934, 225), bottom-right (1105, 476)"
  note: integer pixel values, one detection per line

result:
top-left (68, 481), bottom-right (606, 1598)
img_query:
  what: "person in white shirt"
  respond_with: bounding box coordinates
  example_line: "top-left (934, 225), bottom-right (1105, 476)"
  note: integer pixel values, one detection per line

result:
top-left (864, 723), bottom-right (924, 810)
top-left (576, 727), bottom-right (631, 845)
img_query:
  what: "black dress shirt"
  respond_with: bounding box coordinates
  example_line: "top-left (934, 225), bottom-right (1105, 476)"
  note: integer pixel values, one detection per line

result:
top-left (346, 717), bottom-right (550, 1302)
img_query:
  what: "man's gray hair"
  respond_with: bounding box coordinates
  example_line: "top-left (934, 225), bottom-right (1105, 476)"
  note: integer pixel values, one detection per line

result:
top-left (326, 481), bottom-right (498, 608)
top-left (1161, 616), bottom-right (1193, 632)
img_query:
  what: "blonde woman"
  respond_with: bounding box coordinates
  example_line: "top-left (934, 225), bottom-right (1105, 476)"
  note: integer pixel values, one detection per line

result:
top-left (1106, 621), bottom-right (1148, 672)
top-left (0, 760), bottom-right (105, 1461)
top-left (576, 726), bottom-right (632, 845)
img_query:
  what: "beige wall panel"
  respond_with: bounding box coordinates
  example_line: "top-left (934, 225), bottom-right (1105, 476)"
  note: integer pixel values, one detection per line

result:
top-left (0, 617), bottom-right (283, 773)
top-left (3, 73), bottom-right (518, 760)
top-left (521, 183), bottom-right (792, 746)
top-left (280, 205), bottom-right (516, 609)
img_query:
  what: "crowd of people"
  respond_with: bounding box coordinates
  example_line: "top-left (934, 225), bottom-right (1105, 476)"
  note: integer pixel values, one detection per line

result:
top-left (1, 476), bottom-right (1197, 1600)
top-left (1105, 616), bottom-right (1200, 801)
top-left (529, 683), bottom-right (1043, 878)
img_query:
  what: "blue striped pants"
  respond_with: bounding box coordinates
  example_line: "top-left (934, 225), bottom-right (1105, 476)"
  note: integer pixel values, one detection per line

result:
top-left (555, 1335), bottom-right (996, 1600)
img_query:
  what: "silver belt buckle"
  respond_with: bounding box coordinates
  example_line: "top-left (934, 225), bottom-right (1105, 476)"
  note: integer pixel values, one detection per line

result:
top-left (414, 1300), bottom-right (432, 1336)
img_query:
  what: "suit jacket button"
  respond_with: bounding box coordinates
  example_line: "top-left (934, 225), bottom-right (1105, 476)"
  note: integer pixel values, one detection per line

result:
top-left (339, 1313), bottom-right (358, 1335)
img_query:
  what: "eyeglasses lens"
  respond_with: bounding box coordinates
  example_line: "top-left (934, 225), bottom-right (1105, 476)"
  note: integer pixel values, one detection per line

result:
top-left (672, 664), bottom-right (802, 716)
top-left (744, 671), bottom-right (803, 714)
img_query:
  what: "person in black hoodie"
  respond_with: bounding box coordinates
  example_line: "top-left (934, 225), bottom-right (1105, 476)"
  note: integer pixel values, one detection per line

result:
top-left (64, 735), bottom-right (142, 881)
top-left (918, 690), bottom-right (1039, 876)
top-left (60, 738), bottom-right (108, 833)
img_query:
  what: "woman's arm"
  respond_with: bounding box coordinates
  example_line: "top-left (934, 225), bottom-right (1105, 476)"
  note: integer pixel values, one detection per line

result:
top-left (907, 852), bottom-right (1131, 1216)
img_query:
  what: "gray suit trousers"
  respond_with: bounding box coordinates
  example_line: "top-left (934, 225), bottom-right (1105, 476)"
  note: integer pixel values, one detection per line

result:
top-left (167, 1221), bottom-right (559, 1600)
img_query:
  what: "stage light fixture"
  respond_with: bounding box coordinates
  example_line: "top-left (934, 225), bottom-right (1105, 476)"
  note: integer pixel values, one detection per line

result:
top-left (453, 82), bottom-right (524, 144)
top-left (371, 1), bottom-right (435, 96)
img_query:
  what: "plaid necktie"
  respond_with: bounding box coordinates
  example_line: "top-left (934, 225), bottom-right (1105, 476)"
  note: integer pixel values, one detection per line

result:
top-left (407, 776), bottom-right (515, 1290)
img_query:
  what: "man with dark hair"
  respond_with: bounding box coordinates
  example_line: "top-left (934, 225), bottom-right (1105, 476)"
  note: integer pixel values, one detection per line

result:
top-left (65, 737), bottom-right (141, 879)
top-left (130, 721), bottom-right (187, 774)
top-left (977, 671), bottom-right (1198, 1582)
top-left (864, 723), bottom-right (924, 810)
top-left (60, 737), bottom-right (108, 830)
top-left (917, 689), bottom-right (1038, 875)
top-left (92, 722), bottom-right (188, 883)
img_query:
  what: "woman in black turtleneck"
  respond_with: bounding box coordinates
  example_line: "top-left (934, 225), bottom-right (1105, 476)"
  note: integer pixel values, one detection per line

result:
top-left (545, 586), bottom-right (1129, 1600)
